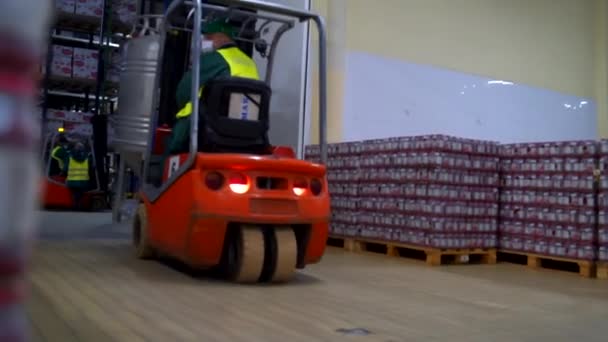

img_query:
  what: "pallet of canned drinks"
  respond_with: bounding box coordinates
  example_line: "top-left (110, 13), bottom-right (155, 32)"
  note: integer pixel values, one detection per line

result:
top-left (305, 142), bottom-right (362, 237)
top-left (498, 140), bottom-right (598, 277)
top-left (320, 134), bottom-right (501, 266)
top-left (597, 139), bottom-right (608, 277)
top-left (356, 135), bottom-right (499, 250)
top-left (310, 136), bottom-right (608, 276)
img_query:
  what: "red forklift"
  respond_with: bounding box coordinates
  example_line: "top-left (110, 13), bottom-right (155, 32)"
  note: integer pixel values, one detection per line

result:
top-left (41, 129), bottom-right (107, 211)
top-left (113, 0), bottom-right (331, 283)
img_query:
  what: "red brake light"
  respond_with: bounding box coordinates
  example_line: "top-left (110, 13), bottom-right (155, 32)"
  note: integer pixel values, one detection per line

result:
top-left (310, 178), bottom-right (323, 196)
top-left (229, 173), bottom-right (250, 194)
top-left (293, 178), bottom-right (308, 196)
top-left (205, 172), bottom-right (224, 190)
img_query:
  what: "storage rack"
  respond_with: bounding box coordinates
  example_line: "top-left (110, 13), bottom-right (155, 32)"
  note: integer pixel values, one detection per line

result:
top-left (41, 0), bottom-right (143, 202)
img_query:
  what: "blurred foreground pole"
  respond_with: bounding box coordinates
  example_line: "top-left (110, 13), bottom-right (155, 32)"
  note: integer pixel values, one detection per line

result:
top-left (0, 0), bottom-right (53, 341)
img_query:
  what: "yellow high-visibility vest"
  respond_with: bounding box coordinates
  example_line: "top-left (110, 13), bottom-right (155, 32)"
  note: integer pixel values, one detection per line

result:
top-left (175, 47), bottom-right (260, 119)
top-left (51, 146), bottom-right (65, 171)
top-left (66, 158), bottom-right (90, 182)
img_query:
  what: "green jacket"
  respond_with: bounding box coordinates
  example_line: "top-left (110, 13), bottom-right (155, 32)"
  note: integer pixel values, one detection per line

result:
top-left (175, 44), bottom-right (236, 111)
top-left (50, 145), bottom-right (69, 175)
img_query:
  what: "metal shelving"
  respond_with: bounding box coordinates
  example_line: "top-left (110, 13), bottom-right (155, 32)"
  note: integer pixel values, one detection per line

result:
top-left (41, 0), bottom-right (140, 200)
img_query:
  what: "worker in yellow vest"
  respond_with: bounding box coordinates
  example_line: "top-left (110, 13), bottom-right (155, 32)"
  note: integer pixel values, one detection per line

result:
top-left (49, 134), bottom-right (68, 176)
top-left (167, 19), bottom-right (260, 155)
top-left (66, 142), bottom-right (92, 210)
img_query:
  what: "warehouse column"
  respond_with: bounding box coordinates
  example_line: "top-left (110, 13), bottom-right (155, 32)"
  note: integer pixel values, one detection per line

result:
top-left (309, 0), bottom-right (346, 144)
top-left (596, 0), bottom-right (608, 138)
top-left (326, 0), bottom-right (346, 143)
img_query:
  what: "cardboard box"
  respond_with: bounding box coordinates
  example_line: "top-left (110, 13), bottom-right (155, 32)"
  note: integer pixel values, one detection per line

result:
top-left (75, 0), bottom-right (103, 18)
top-left (46, 109), bottom-right (94, 125)
top-left (45, 120), bottom-right (64, 134)
top-left (72, 123), bottom-right (94, 136)
top-left (80, 112), bottom-right (94, 123)
top-left (47, 109), bottom-right (69, 121)
top-left (73, 48), bottom-right (98, 80)
top-left (53, 45), bottom-right (73, 60)
top-left (112, 0), bottom-right (138, 25)
top-left (72, 62), bottom-right (97, 80)
top-left (51, 45), bottom-right (73, 78)
top-left (73, 47), bottom-right (98, 63)
top-left (56, 0), bottom-right (76, 13)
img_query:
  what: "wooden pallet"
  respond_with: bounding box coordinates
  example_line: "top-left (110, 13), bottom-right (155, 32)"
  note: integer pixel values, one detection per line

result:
top-left (327, 236), bottom-right (497, 266)
top-left (498, 250), bottom-right (595, 278)
top-left (597, 262), bottom-right (608, 280)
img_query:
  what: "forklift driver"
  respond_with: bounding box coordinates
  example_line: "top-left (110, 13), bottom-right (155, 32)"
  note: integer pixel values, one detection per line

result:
top-left (166, 19), bottom-right (260, 155)
top-left (50, 134), bottom-right (69, 177)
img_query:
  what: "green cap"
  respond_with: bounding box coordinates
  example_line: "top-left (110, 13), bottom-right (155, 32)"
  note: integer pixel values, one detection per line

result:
top-left (201, 19), bottom-right (237, 38)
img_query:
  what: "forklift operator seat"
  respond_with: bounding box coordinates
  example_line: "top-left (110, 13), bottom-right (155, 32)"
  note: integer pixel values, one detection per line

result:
top-left (198, 77), bottom-right (272, 154)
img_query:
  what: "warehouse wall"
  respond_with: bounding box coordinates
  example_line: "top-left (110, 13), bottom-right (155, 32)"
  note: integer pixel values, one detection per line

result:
top-left (307, 0), bottom-right (605, 144)
top-left (347, 0), bottom-right (595, 98)
top-left (254, 0), bottom-right (311, 157)
top-left (596, 0), bottom-right (608, 138)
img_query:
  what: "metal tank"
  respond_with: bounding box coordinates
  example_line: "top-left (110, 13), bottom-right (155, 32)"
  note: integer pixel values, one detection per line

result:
top-left (112, 17), bottom-right (162, 176)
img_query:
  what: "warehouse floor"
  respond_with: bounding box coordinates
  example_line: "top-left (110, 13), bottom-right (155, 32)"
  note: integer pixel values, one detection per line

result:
top-left (27, 211), bottom-right (608, 342)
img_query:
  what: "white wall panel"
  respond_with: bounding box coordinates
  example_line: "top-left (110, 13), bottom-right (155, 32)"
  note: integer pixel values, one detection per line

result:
top-left (343, 51), bottom-right (597, 143)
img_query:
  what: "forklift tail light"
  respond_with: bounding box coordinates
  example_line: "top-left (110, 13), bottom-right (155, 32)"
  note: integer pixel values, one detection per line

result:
top-left (228, 173), bottom-right (250, 194)
top-left (293, 178), bottom-right (308, 196)
top-left (310, 178), bottom-right (323, 196)
top-left (205, 172), bottom-right (224, 190)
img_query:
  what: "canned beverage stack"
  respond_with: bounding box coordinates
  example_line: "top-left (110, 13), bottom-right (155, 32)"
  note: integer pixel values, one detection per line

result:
top-left (499, 140), bottom-right (598, 261)
top-left (598, 140), bottom-right (608, 262)
top-left (305, 142), bottom-right (362, 237)
top-left (357, 134), bottom-right (500, 249)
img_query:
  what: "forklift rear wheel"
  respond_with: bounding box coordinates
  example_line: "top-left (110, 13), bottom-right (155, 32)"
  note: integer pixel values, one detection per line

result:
top-left (133, 204), bottom-right (155, 259)
top-left (269, 227), bottom-right (297, 283)
top-left (225, 225), bottom-right (265, 283)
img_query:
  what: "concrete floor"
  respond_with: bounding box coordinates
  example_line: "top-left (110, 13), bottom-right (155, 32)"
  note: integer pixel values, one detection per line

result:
top-left (26, 211), bottom-right (608, 342)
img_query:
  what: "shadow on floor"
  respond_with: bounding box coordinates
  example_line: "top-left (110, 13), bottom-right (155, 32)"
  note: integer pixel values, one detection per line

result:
top-left (155, 255), bottom-right (322, 287)
top-left (59, 236), bottom-right (323, 287)
top-left (38, 210), bottom-right (323, 286)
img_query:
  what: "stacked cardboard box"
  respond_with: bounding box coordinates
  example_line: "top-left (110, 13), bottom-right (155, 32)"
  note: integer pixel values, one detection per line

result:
top-left (304, 142), bottom-right (362, 237)
top-left (50, 45), bottom-right (74, 78)
top-left (499, 141), bottom-right (597, 261)
top-left (598, 140), bottom-right (608, 262)
top-left (355, 135), bottom-right (500, 248)
top-left (112, 0), bottom-right (139, 26)
top-left (47, 44), bottom-right (124, 82)
top-left (46, 109), bottom-right (93, 123)
top-left (44, 109), bottom-right (94, 136)
top-left (73, 48), bottom-right (99, 80)
top-left (56, 0), bottom-right (76, 14)
top-left (45, 120), bottom-right (64, 134)
top-left (45, 45), bottom-right (98, 80)
top-left (75, 0), bottom-right (104, 18)
top-left (58, 0), bottom-right (138, 22)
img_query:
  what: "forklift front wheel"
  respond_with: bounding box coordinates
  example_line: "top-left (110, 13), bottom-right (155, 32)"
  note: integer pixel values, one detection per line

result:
top-left (133, 204), bottom-right (155, 259)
